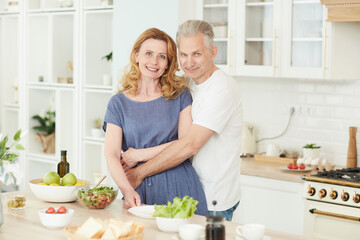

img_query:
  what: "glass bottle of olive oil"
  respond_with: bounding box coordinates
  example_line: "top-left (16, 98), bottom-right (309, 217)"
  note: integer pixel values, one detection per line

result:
top-left (57, 150), bottom-right (69, 178)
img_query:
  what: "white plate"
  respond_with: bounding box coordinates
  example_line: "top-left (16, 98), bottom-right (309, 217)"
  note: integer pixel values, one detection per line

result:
top-left (128, 205), bottom-right (155, 218)
top-left (280, 166), bottom-right (312, 172)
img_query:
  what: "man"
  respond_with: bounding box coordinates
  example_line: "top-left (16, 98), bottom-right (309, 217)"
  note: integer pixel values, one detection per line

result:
top-left (126, 20), bottom-right (242, 221)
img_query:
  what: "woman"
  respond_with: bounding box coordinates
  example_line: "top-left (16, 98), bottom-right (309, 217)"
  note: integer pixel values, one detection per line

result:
top-left (103, 28), bottom-right (207, 215)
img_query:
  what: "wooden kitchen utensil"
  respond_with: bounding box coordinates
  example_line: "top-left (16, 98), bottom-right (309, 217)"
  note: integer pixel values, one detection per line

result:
top-left (93, 176), bottom-right (106, 189)
top-left (347, 126), bottom-right (357, 168)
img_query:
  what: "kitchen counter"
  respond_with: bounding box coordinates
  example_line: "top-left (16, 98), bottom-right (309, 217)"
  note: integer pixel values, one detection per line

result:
top-left (0, 191), bottom-right (315, 240)
top-left (240, 157), bottom-right (319, 183)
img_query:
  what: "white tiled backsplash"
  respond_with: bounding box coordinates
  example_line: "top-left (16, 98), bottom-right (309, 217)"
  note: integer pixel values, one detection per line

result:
top-left (235, 76), bottom-right (360, 167)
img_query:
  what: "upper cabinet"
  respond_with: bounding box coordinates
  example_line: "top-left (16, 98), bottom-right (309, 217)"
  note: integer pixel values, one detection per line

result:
top-left (236, 0), bottom-right (282, 77)
top-left (197, 0), bottom-right (360, 80)
top-left (197, 0), bottom-right (234, 74)
top-left (0, 0), bottom-right (115, 186)
top-left (0, 1), bottom-right (22, 136)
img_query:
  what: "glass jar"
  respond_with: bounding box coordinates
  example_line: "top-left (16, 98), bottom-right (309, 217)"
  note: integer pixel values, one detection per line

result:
top-left (206, 215), bottom-right (225, 240)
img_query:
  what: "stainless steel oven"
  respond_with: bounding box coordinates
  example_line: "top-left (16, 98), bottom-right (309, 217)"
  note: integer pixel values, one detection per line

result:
top-left (303, 168), bottom-right (360, 240)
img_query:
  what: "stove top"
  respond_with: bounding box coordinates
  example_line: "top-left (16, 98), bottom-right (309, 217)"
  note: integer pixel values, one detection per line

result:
top-left (303, 167), bottom-right (360, 187)
top-left (311, 167), bottom-right (360, 183)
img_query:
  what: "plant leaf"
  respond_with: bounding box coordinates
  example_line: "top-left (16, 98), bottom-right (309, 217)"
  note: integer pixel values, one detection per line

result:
top-left (14, 129), bottom-right (21, 141)
top-left (16, 144), bottom-right (25, 150)
top-left (3, 153), bottom-right (19, 161)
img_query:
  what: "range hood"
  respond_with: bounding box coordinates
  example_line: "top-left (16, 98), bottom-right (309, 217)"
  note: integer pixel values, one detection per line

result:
top-left (321, 0), bottom-right (360, 22)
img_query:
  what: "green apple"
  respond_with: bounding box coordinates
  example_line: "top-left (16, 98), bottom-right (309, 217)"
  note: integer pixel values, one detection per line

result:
top-left (61, 173), bottom-right (77, 186)
top-left (43, 172), bottom-right (60, 185)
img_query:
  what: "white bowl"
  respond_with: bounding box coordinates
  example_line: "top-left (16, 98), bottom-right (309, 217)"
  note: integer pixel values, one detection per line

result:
top-left (179, 224), bottom-right (205, 240)
top-left (156, 217), bottom-right (189, 232)
top-left (29, 178), bottom-right (90, 202)
top-left (38, 208), bottom-right (74, 229)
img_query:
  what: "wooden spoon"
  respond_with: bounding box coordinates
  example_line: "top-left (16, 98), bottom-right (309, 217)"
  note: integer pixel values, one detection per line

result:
top-left (93, 176), bottom-right (106, 189)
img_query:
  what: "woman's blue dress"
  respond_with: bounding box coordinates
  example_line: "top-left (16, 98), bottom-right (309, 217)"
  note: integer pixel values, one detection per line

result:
top-left (103, 89), bottom-right (208, 215)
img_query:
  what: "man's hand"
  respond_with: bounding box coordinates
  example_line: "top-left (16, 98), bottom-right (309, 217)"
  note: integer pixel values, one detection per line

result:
top-left (125, 168), bottom-right (144, 189)
top-left (122, 147), bottom-right (143, 170)
top-left (122, 188), bottom-right (141, 209)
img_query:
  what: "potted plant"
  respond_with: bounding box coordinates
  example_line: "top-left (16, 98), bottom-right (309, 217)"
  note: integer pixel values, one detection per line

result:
top-left (101, 51), bottom-right (112, 86)
top-left (91, 118), bottom-right (105, 138)
top-left (303, 143), bottom-right (321, 159)
top-left (32, 107), bottom-right (56, 154)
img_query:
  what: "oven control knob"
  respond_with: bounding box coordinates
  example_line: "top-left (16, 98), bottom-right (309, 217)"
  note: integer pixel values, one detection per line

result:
top-left (353, 192), bottom-right (360, 203)
top-left (329, 188), bottom-right (338, 199)
top-left (341, 190), bottom-right (349, 201)
top-left (319, 189), bottom-right (327, 199)
top-left (307, 185), bottom-right (315, 196)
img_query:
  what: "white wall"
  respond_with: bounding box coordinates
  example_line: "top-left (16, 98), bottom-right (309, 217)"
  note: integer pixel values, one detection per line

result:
top-left (236, 76), bottom-right (360, 167)
top-left (113, 0), bottom-right (179, 83)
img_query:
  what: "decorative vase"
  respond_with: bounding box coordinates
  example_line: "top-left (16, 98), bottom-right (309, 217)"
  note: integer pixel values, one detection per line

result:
top-left (102, 74), bottom-right (112, 86)
top-left (303, 148), bottom-right (320, 159)
top-left (35, 132), bottom-right (55, 154)
top-left (91, 128), bottom-right (105, 138)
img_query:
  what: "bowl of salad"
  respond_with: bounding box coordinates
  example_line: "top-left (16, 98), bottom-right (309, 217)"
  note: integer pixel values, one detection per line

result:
top-left (154, 196), bottom-right (198, 232)
top-left (77, 185), bottom-right (118, 209)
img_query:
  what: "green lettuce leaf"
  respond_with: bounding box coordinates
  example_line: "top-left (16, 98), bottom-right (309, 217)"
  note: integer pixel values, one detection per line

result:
top-left (153, 196), bottom-right (198, 218)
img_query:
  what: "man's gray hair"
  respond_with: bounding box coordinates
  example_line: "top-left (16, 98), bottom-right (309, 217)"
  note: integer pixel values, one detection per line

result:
top-left (176, 20), bottom-right (214, 49)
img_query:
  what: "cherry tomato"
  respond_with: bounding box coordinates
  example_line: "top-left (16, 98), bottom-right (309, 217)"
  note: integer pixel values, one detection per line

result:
top-left (299, 164), bottom-right (306, 170)
top-left (287, 163), bottom-right (293, 169)
top-left (292, 164), bottom-right (299, 170)
top-left (46, 207), bottom-right (55, 214)
top-left (57, 206), bottom-right (66, 214)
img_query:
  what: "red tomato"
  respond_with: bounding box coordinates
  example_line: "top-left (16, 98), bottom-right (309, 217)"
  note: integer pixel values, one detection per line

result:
top-left (292, 164), bottom-right (299, 170)
top-left (46, 207), bottom-right (55, 214)
top-left (299, 164), bottom-right (306, 170)
top-left (287, 163), bottom-right (293, 169)
top-left (57, 206), bottom-right (66, 214)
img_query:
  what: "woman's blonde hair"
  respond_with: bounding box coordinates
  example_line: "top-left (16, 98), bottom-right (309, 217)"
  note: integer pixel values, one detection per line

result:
top-left (119, 28), bottom-right (187, 99)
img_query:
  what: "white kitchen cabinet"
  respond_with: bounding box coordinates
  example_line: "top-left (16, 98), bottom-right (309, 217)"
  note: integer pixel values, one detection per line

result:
top-left (196, 0), bottom-right (360, 79)
top-left (236, 0), bottom-right (282, 77)
top-left (233, 174), bottom-right (304, 235)
top-left (0, 11), bottom-right (22, 136)
top-left (196, 0), bottom-right (236, 74)
top-left (281, 1), bottom-right (360, 79)
top-left (0, 0), bottom-right (115, 188)
top-left (81, 6), bottom-right (115, 186)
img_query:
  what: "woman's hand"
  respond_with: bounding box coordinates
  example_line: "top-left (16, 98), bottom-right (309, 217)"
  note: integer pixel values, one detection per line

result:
top-left (122, 188), bottom-right (141, 209)
top-left (122, 148), bottom-right (143, 169)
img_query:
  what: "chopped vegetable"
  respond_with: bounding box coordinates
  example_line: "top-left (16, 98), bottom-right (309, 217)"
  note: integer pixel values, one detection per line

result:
top-left (153, 196), bottom-right (198, 218)
top-left (78, 186), bottom-right (116, 209)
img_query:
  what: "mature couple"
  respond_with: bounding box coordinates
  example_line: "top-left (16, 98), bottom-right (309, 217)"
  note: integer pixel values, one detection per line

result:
top-left (103, 20), bottom-right (242, 221)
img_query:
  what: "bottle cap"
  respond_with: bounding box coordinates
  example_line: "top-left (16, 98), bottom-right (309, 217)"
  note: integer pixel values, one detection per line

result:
top-left (61, 150), bottom-right (67, 156)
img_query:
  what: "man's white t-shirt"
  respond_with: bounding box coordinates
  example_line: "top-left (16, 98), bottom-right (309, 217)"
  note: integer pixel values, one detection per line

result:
top-left (188, 69), bottom-right (242, 211)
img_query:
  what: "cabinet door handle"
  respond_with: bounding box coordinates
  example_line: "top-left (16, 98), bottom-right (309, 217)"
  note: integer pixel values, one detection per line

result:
top-left (322, 27), bottom-right (328, 77)
top-left (309, 208), bottom-right (360, 222)
top-left (272, 28), bottom-right (278, 75)
top-left (227, 29), bottom-right (231, 73)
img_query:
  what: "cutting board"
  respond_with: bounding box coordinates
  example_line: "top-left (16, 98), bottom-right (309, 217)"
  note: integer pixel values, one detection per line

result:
top-left (254, 152), bottom-right (297, 165)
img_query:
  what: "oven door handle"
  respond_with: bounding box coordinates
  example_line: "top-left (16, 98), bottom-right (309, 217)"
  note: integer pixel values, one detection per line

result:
top-left (309, 208), bottom-right (360, 222)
